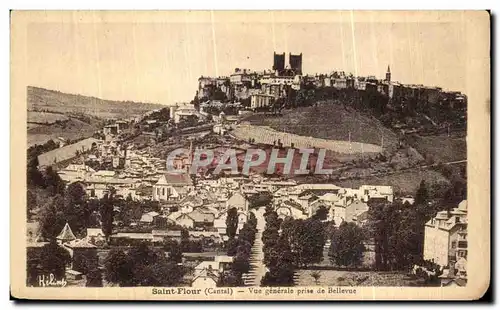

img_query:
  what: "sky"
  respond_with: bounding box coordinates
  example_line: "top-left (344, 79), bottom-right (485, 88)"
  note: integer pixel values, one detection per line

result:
top-left (26, 11), bottom-right (468, 105)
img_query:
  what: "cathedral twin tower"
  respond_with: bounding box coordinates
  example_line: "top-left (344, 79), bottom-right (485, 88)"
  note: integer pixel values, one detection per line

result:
top-left (273, 52), bottom-right (302, 75)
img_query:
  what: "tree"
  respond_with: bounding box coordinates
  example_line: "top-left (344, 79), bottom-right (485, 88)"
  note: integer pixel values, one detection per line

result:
top-left (104, 249), bottom-right (133, 286)
top-left (218, 271), bottom-right (243, 287)
top-left (27, 156), bottom-right (44, 188)
top-left (38, 240), bottom-right (72, 279)
top-left (311, 271), bottom-right (321, 285)
top-left (313, 205), bottom-right (329, 221)
top-left (100, 193), bottom-right (114, 241)
top-left (63, 182), bottom-right (89, 236)
top-left (367, 198), bottom-right (429, 271)
top-left (126, 242), bottom-right (184, 286)
top-left (248, 192), bottom-right (273, 209)
top-left (180, 228), bottom-right (190, 252)
top-left (329, 222), bottom-right (366, 268)
top-left (44, 166), bottom-right (65, 195)
top-left (226, 207), bottom-right (239, 239)
top-left (226, 237), bottom-right (239, 256)
top-left (415, 180), bottom-right (429, 206)
top-left (169, 241), bottom-right (183, 264)
top-left (39, 195), bottom-right (66, 240)
top-left (86, 268), bottom-right (103, 287)
top-left (280, 218), bottom-right (325, 268)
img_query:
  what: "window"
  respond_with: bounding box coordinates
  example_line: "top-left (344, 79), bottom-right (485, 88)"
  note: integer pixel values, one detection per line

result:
top-left (451, 241), bottom-right (457, 249)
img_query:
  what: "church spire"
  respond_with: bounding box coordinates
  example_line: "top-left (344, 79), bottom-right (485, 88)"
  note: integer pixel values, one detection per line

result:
top-left (385, 65), bottom-right (391, 82)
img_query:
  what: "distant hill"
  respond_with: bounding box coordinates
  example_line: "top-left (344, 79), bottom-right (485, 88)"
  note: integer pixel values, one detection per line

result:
top-left (28, 86), bottom-right (164, 119)
top-left (26, 86), bottom-right (164, 147)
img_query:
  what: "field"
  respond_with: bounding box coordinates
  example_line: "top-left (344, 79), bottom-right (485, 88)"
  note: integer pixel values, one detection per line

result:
top-left (28, 86), bottom-right (163, 119)
top-left (28, 111), bottom-right (69, 124)
top-left (336, 169), bottom-right (450, 195)
top-left (294, 269), bottom-right (423, 287)
top-left (231, 124), bottom-right (382, 154)
top-left (27, 117), bottom-right (104, 147)
top-left (408, 133), bottom-right (467, 163)
top-left (244, 103), bottom-right (399, 150)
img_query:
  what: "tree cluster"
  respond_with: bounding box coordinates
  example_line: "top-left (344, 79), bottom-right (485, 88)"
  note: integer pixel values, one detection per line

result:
top-left (366, 181), bottom-right (441, 271)
top-left (329, 222), bottom-right (366, 268)
top-left (26, 240), bottom-right (72, 286)
top-left (260, 209), bottom-right (295, 286)
top-left (38, 182), bottom-right (91, 239)
top-left (104, 242), bottom-right (184, 287)
top-left (218, 212), bottom-right (257, 287)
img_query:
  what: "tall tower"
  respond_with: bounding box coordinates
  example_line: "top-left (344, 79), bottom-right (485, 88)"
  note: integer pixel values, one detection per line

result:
top-left (289, 53), bottom-right (303, 75)
top-left (273, 52), bottom-right (285, 74)
top-left (385, 65), bottom-right (391, 83)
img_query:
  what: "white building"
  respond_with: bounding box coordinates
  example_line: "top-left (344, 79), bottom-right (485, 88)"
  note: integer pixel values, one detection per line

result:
top-left (423, 200), bottom-right (468, 268)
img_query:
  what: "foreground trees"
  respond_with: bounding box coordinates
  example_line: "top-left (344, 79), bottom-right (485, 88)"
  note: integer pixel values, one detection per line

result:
top-left (367, 198), bottom-right (431, 271)
top-left (261, 210), bottom-right (294, 286)
top-left (26, 240), bottom-right (72, 286)
top-left (104, 242), bottom-right (184, 287)
top-left (281, 217), bottom-right (326, 268)
top-left (329, 222), bottom-right (365, 268)
top-left (219, 213), bottom-right (257, 287)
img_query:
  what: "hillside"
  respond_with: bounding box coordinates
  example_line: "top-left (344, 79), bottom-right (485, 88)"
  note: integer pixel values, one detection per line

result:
top-left (28, 86), bottom-right (163, 119)
top-left (27, 86), bottom-right (164, 147)
top-left (244, 103), bottom-right (400, 151)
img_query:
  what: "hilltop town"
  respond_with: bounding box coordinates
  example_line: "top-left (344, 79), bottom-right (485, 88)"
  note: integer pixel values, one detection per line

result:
top-left (26, 52), bottom-right (467, 289)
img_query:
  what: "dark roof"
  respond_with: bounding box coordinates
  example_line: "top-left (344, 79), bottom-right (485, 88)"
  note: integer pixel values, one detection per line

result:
top-left (188, 209), bottom-right (215, 223)
top-left (282, 199), bottom-right (304, 211)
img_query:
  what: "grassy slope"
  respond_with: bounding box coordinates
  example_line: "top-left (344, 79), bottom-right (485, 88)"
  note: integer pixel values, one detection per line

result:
top-left (245, 103), bottom-right (399, 150)
top-left (27, 118), bottom-right (103, 147)
top-left (408, 134), bottom-right (467, 163)
top-left (28, 86), bottom-right (163, 119)
top-left (27, 86), bottom-right (164, 147)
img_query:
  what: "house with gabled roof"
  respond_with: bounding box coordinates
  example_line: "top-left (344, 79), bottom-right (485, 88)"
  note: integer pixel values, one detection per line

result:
top-left (153, 172), bottom-right (193, 202)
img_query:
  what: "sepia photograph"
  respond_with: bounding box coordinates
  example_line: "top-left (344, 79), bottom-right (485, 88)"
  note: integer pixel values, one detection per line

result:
top-left (10, 10), bottom-right (490, 300)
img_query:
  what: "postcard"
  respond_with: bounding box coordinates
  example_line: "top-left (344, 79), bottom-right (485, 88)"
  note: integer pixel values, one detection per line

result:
top-left (10, 10), bottom-right (490, 300)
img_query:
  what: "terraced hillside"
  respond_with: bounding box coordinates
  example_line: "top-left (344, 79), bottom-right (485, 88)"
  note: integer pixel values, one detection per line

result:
top-left (244, 104), bottom-right (399, 151)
